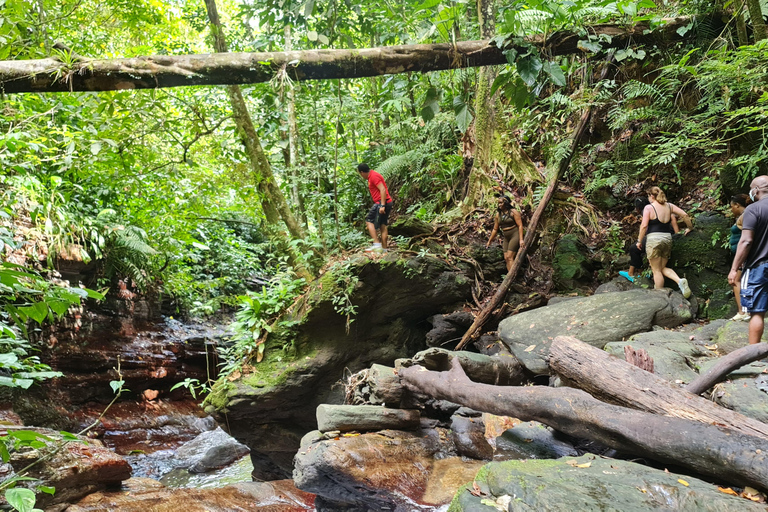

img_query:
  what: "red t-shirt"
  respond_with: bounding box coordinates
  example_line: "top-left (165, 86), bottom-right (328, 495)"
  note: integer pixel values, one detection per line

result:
top-left (367, 170), bottom-right (392, 204)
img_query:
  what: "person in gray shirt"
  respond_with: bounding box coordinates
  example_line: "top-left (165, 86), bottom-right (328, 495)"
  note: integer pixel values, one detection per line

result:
top-left (729, 175), bottom-right (768, 344)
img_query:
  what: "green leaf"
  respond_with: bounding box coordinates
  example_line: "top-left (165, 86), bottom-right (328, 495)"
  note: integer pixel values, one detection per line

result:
top-left (542, 61), bottom-right (566, 86)
top-left (8, 430), bottom-right (52, 443)
top-left (47, 299), bottom-right (70, 317)
top-left (516, 55), bottom-right (543, 87)
top-left (38, 486), bottom-right (55, 496)
top-left (59, 431), bottom-right (81, 442)
top-left (90, 141), bottom-right (102, 155)
top-left (110, 380), bottom-right (124, 394)
top-left (303, 0), bottom-right (314, 17)
top-left (307, 30), bottom-right (318, 41)
top-left (455, 104), bottom-right (473, 133)
top-left (577, 40), bottom-right (602, 53)
top-left (5, 488), bottom-right (36, 512)
top-left (19, 302), bottom-right (48, 324)
top-left (317, 34), bottom-right (329, 45)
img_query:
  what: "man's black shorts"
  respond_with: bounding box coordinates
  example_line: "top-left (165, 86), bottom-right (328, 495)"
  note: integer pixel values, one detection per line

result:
top-left (365, 201), bottom-right (393, 228)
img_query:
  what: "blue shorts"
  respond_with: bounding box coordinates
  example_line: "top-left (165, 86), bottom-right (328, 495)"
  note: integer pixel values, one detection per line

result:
top-left (740, 262), bottom-right (768, 313)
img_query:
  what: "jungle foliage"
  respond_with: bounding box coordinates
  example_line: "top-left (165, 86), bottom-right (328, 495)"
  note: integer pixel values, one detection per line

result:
top-left (1, 0), bottom-right (768, 377)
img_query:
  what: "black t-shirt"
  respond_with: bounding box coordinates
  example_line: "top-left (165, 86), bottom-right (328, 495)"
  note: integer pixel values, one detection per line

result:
top-left (741, 198), bottom-right (768, 268)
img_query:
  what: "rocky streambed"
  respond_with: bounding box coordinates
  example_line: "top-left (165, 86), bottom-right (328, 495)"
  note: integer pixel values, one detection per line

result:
top-left (4, 250), bottom-right (767, 510)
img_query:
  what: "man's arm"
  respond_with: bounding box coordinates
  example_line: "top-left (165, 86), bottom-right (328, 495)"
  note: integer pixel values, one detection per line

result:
top-left (729, 229), bottom-right (753, 285)
top-left (377, 183), bottom-right (387, 212)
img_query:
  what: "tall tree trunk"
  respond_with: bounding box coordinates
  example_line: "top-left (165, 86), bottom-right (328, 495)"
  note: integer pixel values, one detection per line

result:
top-left (285, 24), bottom-right (308, 230)
top-left (464, 0), bottom-right (498, 212)
top-left (203, 0), bottom-right (310, 280)
top-left (736, 0), bottom-right (750, 46)
top-left (746, 0), bottom-right (768, 41)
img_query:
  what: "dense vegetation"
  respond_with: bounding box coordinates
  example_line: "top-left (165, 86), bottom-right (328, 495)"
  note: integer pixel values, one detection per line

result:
top-left (1, 0), bottom-right (767, 384)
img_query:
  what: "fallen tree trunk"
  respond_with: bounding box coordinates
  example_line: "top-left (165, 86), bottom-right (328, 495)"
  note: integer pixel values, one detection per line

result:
top-left (399, 358), bottom-right (768, 491)
top-left (686, 342), bottom-right (768, 395)
top-left (0, 17), bottom-right (708, 94)
top-left (549, 336), bottom-right (768, 440)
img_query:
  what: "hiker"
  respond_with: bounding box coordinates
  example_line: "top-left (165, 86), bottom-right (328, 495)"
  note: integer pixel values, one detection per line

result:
top-left (358, 163), bottom-right (393, 253)
top-left (486, 194), bottom-right (526, 272)
top-left (636, 186), bottom-right (693, 297)
top-left (729, 194), bottom-right (751, 321)
top-left (729, 176), bottom-right (768, 344)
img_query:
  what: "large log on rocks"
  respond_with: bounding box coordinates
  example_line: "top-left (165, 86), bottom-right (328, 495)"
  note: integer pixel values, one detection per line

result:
top-left (399, 359), bottom-right (768, 491)
top-left (549, 336), bottom-right (768, 440)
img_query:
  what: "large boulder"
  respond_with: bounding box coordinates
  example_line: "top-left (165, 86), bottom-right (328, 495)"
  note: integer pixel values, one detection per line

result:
top-left (204, 253), bottom-right (473, 479)
top-left (173, 427), bottom-right (250, 473)
top-left (1, 427), bottom-right (132, 509)
top-left (293, 428), bottom-right (484, 511)
top-left (552, 234), bottom-right (595, 291)
top-left (499, 289), bottom-right (694, 374)
top-left (450, 455), bottom-right (764, 511)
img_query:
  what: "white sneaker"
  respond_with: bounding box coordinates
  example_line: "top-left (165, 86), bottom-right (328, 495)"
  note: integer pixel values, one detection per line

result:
top-left (731, 312), bottom-right (750, 321)
top-left (364, 244), bottom-right (383, 253)
top-left (678, 278), bottom-right (691, 299)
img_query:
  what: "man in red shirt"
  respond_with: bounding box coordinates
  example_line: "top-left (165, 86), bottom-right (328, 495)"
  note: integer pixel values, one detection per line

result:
top-left (358, 163), bottom-right (393, 252)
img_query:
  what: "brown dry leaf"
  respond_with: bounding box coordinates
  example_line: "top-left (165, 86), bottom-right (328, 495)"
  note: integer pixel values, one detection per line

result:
top-left (677, 479), bottom-right (689, 487)
top-left (524, 345), bottom-right (536, 352)
top-left (470, 481), bottom-right (485, 497)
top-left (743, 487), bottom-right (765, 502)
top-left (718, 487), bottom-right (738, 496)
top-left (342, 433), bottom-right (360, 437)
top-left (565, 459), bottom-right (579, 467)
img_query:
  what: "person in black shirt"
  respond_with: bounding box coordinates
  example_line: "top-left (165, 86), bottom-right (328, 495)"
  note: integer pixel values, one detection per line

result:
top-left (729, 175), bottom-right (768, 344)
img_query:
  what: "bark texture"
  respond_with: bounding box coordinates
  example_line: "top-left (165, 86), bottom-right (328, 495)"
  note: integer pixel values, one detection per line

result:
top-left (686, 342), bottom-right (768, 396)
top-left (399, 358), bottom-right (768, 491)
top-left (0, 18), bottom-right (706, 94)
top-left (549, 336), bottom-right (768, 440)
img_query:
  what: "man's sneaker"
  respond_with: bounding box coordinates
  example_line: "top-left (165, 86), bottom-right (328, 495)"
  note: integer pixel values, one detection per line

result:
top-left (364, 244), bottom-right (383, 253)
top-left (678, 278), bottom-right (691, 299)
top-left (619, 271), bottom-right (635, 283)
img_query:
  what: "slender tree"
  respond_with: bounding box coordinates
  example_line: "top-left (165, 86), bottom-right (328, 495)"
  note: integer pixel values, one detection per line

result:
top-left (203, 0), bottom-right (310, 279)
top-left (745, 0), bottom-right (767, 41)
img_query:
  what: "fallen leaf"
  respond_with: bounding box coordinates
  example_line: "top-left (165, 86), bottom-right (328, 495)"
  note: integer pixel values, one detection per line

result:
top-left (470, 481), bottom-right (486, 497)
top-left (565, 459), bottom-right (579, 467)
top-left (342, 433), bottom-right (360, 437)
top-left (524, 345), bottom-right (536, 352)
top-left (704, 344), bottom-right (718, 350)
top-left (718, 487), bottom-right (738, 496)
top-left (529, 323), bottom-right (535, 329)
top-left (689, 335), bottom-right (695, 341)
top-left (576, 462), bottom-right (592, 468)
top-left (677, 479), bottom-right (689, 486)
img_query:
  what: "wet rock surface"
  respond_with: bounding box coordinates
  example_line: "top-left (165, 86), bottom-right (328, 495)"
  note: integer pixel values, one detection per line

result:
top-left (450, 455), bottom-right (762, 512)
top-left (60, 477), bottom-right (315, 512)
top-left (0, 427), bottom-right (131, 509)
top-left (493, 421), bottom-right (578, 460)
top-left (293, 428), bottom-right (484, 511)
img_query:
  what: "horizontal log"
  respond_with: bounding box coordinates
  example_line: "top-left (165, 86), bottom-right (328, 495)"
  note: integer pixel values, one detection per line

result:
top-left (0, 17), bottom-right (707, 94)
top-left (399, 358), bottom-right (768, 491)
top-left (686, 342), bottom-right (768, 395)
top-left (548, 336), bottom-right (768, 440)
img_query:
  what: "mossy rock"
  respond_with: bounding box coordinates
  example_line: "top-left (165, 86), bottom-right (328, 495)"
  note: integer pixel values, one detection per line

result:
top-left (388, 216), bottom-right (434, 237)
top-left (203, 252), bottom-right (473, 479)
top-left (552, 234), bottom-right (593, 291)
top-left (449, 456), bottom-right (764, 511)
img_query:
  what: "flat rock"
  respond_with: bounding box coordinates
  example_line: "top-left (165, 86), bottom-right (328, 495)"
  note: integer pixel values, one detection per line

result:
top-left (316, 404), bottom-right (420, 433)
top-left (61, 478), bottom-right (315, 511)
top-left (450, 455), bottom-right (764, 511)
top-left (294, 429), bottom-right (484, 511)
top-left (499, 289), bottom-right (694, 375)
